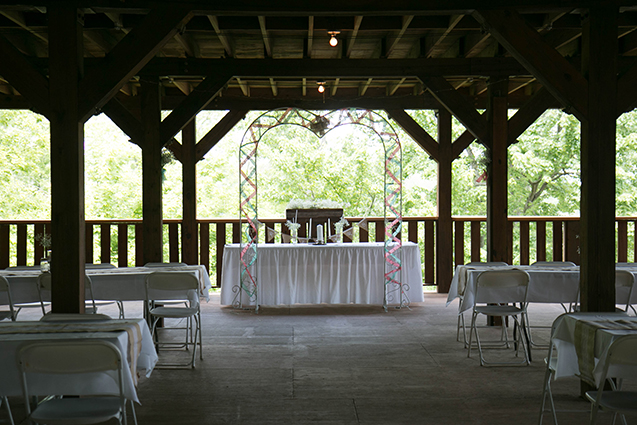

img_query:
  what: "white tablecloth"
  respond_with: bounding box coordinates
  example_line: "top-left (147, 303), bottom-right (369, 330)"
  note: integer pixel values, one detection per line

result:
top-left (446, 265), bottom-right (637, 313)
top-left (551, 313), bottom-right (637, 386)
top-left (0, 318), bottom-right (157, 403)
top-left (220, 242), bottom-right (424, 306)
top-left (0, 265), bottom-right (212, 306)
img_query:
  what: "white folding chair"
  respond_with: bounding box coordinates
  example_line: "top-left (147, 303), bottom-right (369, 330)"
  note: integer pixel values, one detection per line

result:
top-left (85, 275), bottom-right (124, 318)
top-left (144, 262), bottom-right (187, 267)
top-left (0, 276), bottom-right (17, 322)
top-left (145, 271), bottom-right (203, 369)
top-left (467, 269), bottom-right (531, 366)
top-left (17, 339), bottom-right (136, 425)
top-left (457, 262), bottom-right (508, 348)
top-left (0, 396), bottom-right (14, 425)
top-left (14, 272), bottom-right (51, 319)
top-left (531, 261), bottom-right (577, 267)
top-left (615, 270), bottom-right (635, 314)
top-left (85, 263), bottom-right (117, 269)
top-left (539, 313), bottom-right (589, 424)
top-left (585, 334), bottom-right (637, 425)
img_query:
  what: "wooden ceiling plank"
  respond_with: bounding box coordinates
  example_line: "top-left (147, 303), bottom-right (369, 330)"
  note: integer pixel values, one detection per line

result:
top-left (346, 15), bottom-right (363, 58)
top-left (424, 14), bottom-right (463, 58)
top-left (78, 5), bottom-right (194, 123)
top-left (473, 9), bottom-right (588, 121)
top-left (386, 15), bottom-right (414, 58)
top-left (174, 32), bottom-right (199, 57)
top-left (196, 109), bottom-right (249, 161)
top-left (387, 109), bottom-right (439, 160)
top-left (160, 73), bottom-right (230, 144)
top-left (359, 78), bottom-right (373, 96)
top-left (464, 32), bottom-right (492, 58)
top-left (308, 16), bottom-right (314, 58)
top-left (236, 77), bottom-right (249, 96)
top-left (507, 87), bottom-right (555, 145)
top-left (258, 16), bottom-right (272, 57)
top-left (388, 77), bottom-right (406, 96)
top-left (0, 34), bottom-right (50, 117)
top-left (419, 75), bottom-right (489, 145)
top-left (208, 15), bottom-right (233, 57)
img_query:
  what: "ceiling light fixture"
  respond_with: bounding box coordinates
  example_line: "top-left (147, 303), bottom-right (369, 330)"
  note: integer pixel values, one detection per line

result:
top-left (317, 81), bottom-right (326, 93)
top-left (328, 31), bottom-right (340, 47)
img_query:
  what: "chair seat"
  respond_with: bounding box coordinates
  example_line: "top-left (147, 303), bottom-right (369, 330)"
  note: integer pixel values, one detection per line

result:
top-left (585, 391), bottom-right (637, 414)
top-left (150, 306), bottom-right (198, 318)
top-left (474, 305), bottom-right (524, 316)
top-left (30, 397), bottom-right (123, 424)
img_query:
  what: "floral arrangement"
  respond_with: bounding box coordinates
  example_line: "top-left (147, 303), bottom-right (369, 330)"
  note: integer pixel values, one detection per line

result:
top-left (285, 220), bottom-right (301, 232)
top-left (35, 233), bottom-right (52, 252)
top-left (287, 199), bottom-right (346, 210)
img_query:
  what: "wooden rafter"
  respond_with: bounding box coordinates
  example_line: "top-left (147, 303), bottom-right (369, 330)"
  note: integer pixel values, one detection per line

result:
top-left (0, 34), bottom-right (50, 117)
top-left (346, 16), bottom-right (363, 58)
top-left (464, 32), bottom-right (492, 58)
top-left (269, 77), bottom-right (277, 96)
top-left (307, 16), bottom-right (314, 58)
top-left (258, 16), bottom-right (272, 57)
top-left (386, 15), bottom-right (414, 58)
top-left (331, 78), bottom-right (340, 96)
top-left (419, 75), bottom-right (489, 146)
top-left (359, 78), bottom-right (373, 96)
top-left (473, 9), bottom-right (588, 121)
top-left (78, 5), bottom-right (194, 122)
top-left (424, 14), bottom-right (463, 58)
top-left (0, 10), bottom-right (48, 44)
top-left (175, 32), bottom-right (200, 58)
top-left (387, 77), bottom-right (406, 96)
top-left (507, 87), bottom-right (555, 145)
top-left (386, 109), bottom-right (439, 160)
top-left (236, 77), bottom-right (249, 96)
top-left (195, 109), bottom-right (249, 161)
top-left (208, 15), bottom-right (233, 57)
top-left (160, 73), bottom-right (231, 145)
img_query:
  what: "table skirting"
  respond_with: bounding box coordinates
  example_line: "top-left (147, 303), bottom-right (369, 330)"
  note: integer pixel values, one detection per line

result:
top-left (220, 242), bottom-right (424, 306)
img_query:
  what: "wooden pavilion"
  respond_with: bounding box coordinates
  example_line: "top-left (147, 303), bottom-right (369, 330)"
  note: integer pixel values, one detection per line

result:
top-left (0, 0), bottom-right (634, 314)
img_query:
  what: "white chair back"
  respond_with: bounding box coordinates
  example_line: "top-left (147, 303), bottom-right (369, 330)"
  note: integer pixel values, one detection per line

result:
top-left (144, 262), bottom-right (187, 267)
top-left (531, 261), bottom-right (576, 267)
top-left (475, 269), bottom-right (530, 305)
top-left (86, 263), bottom-right (117, 269)
top-left (615, 270), bottom-right (635, 312)
top-left (466, 262), bottom-right (508, 266)
top-left (146, 272), bottom-right (199, 304)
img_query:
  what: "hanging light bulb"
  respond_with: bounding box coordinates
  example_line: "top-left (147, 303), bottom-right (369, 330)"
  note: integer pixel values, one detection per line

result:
top-left (328, 31), bottom-right (340, 47)
top-left (317, 81), bottom-right (325, 93)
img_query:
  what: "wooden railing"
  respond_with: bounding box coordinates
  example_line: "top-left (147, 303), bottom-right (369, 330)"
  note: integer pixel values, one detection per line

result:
top-left (2, 216), bottom-right (636, 289)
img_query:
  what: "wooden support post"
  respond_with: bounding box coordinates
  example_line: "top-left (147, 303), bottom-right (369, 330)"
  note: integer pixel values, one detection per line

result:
top-left (580, 7), bottom-right (617, 313)
top-left (48, 4), bottom-right (85, 313)
top-left (181, 119), bottom-right (198, 265)
top-left (141, 78), bottom-right (164, 264)
top-left (436, 109), bottom-right (453, 293)
top-left (486, 78), bottom-right (509, 263)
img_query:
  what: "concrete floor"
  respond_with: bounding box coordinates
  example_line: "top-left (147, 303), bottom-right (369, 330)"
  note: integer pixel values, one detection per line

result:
top-left (4, 292), bottom-right (633, 424)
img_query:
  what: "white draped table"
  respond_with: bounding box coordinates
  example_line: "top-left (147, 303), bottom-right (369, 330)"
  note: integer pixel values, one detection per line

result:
top-left (0, 318), bottom-right (157, 403)
top-left (0, 265), bottom-right (212, 307)
top-left (220, 242), bottom-right (424, 306)
top-left (446, 264), bottom-right (637, 313)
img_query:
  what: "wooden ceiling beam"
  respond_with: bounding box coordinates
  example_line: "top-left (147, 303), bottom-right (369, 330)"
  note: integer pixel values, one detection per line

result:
top-left (451, 129), bottom-right (478, 160)
top-left (419, 75), bottom-right (489, 145)
top-left (386, 109), bottom-right (439, 160)
top-left (160, 73), bottom-right (230, 144)
top-left (207, 15), bottom-right (233, 57)
top-left (464, 31), bottom-right (492, 58)
top-left (78, 4), bottom-right (193, 123)
top-left (307, 16), bottom-right (314, 58)
top-left (140, 57), bottom-right (531, 77)
top-left (386, 15), bottom-right (414, 58)
top-left (617, 61), bottom-right (637, 115)
top-left (195, 109), bottom-right (249, 161)
top-left (474, 9), bottom-right (588, 121)
top-left (0, 10), bottom-right (48, 43)
top-left (346, 15), bottom-right (363, 58)
top-left (424, 14), bottom-right (463, 58)
top-left (258, 16), bottom-right (272, 57)
top-left (0, 34), bottom-right (50, 117)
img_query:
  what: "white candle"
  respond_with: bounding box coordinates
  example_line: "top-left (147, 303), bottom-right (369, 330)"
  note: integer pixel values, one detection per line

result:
top-left (327, 219), bottom-right (331, 238)
top-left (295, 210), bottom-right (298, 223)
top-left (317, 224), bottom-right (323, 243)
top-left (309, 218), bottom-right (312, 239)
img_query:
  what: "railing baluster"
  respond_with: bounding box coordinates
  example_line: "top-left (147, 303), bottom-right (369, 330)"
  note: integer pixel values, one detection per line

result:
top-left (552, 220), bottom-right (563, 261)
top-left (470, 221), bottom-right (481, 262)
top-left (507, 221), bottom-right (514, 264)
top-left (537, 221), bottom-right (546, 262)
top-left (375, 220), bottom-right (384, 242)
top-left (618, 220), bottom-right (628, 263)
top-left (135, 223), bottom-right (143, 266)
top-left (519, 221), bottom-right (530, 265)
top-left (168, 222), bottom-right (179, 262)
top-left (200, 222), bottom-right (210, 273)
top-left (232, 222), bottom-right (241, 243)
top-left (16, 223), bottom-right (27, 266)
top-left (117, 224), bottom-right (128, 267)
top-left (85, 223), bottom-right (94, 264)
top-left (0, 223), bottom-right (10, 269)
top-left (454, 220), bottom-right (464, 266)
top-left (216, 222), bottom-right (226, 288)
top-left (408, 220), bottom-right (418, 243)
top-left (424, 220), bottom-right (434, 284)
top-left (100, 223), bottom-right (111, 264)
top-left (34, 223), bottom-right (45, 265)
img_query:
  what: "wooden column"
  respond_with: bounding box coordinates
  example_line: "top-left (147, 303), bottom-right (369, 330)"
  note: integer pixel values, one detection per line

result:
top-left (181, 119), bottom-right (198, 264)
top-left (436, 109), bottom-right (453, 293)
top-left (486, 78), bottom-right (509, 262)
top-left (579, 7), bottom-right (617, 312)
top-left (48, 4), bottom-right (85, 313)
top-left (141, 78), bottom-right (164, 264)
